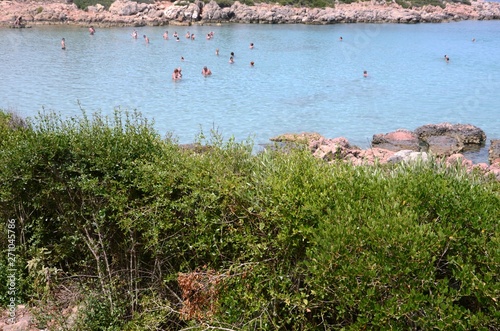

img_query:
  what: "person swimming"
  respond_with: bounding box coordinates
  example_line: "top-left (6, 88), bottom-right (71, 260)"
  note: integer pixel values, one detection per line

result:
top-left (131, 30), bottom-right (138, 39)
top-left (250, 61), bottom-right (254, 67)
top-left (89, 26), bottom-right (95, 35)
top-left (229, 56), bottom-right (234, 64)
top-left (202, 66), bottom-right (212, 76)
top-left (144, 35), bottom-right (149, 44)
top-left (172, 68), bottom-right (181, 80)
top-left (163, 31), bottom-right (169, 40)
top-left (215, 48), bottom-right (219, 56)
top-left (444, 55), bottom-right (449, 62)
top-left (249, 42), bottom-right (254, 49)
top-left (363, 70), bottom-right (368, 77)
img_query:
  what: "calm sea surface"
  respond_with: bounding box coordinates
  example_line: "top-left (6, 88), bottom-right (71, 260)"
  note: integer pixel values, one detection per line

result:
top-left (1, 21), bottom-right (499, 160)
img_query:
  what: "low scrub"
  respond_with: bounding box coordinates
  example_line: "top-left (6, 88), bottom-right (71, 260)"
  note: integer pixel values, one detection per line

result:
top-left (73, 0), bottom-right (153, 10)
top-left (0, 109), bottom-right (498, 330)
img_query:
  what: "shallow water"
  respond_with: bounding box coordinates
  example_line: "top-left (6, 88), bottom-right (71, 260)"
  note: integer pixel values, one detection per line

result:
top-left (0, 21), bottom-right (499, 161)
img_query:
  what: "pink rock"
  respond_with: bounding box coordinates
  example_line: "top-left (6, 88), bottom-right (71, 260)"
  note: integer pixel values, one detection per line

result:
top-left (446, 153), bottom-right (473, 168)
top-left (473, 163), bottom-right (490, 171)
top-left (372, 129), bottom-right (420, 152)
top-left (348, 147), bottom-right (395, 165)
top-left (486, 165), bottom-right (500, 180)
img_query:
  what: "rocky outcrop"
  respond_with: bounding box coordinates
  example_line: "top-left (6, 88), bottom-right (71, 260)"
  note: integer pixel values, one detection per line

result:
top-left (387, 149), bottom-right (429, 164)
top-left (1, 305), bottom-right (33, 331)
top-left (372, 123), bottom-right (486, 158)
top-left (1, 304), bottom-right (82, 331)
top-left (1, 0), bottom-right (500, 27)
top-left (414, 123), bottom-right (486, 156)
top-left (109, 0), bottom-right (140, 16)
top-left (371, 129), bottom-right (420, 152)
top-left (270, 124), bottom-right (499, 180)
top-left (487, 161), bottom-right (500, 180)
top-left (415, 123), bottom-right (486, 145)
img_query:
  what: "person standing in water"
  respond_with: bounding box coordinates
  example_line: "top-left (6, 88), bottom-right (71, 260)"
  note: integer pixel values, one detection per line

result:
top-left (14, 16), bottom-right (22, 26)
top-left (89, 26), bottom-right (96, 35)
top-left (61, 38), bottom-right (66, 50)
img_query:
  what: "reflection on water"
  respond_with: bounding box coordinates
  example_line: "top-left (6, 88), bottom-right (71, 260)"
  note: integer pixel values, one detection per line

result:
top-left (0, 22), bottom-right (499, 162)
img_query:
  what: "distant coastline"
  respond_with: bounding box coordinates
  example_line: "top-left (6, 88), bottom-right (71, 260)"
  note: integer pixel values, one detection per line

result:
top-left (1, 0), bottom-right (500, 27)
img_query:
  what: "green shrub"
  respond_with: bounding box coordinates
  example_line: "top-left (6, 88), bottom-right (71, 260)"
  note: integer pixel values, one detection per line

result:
top-left (216, 0), bottom-right (235, 8)
top-left (73, 0), bottom-right (153, 10)
top-left (0, 109), bottom-right (497, 329)
top-left (304, 163), bottom-right (500, 329)
top-left (75, 293), bottom-right (126, 331)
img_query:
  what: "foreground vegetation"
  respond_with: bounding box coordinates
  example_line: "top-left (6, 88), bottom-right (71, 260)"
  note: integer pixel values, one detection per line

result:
top-left (0, 109), bottom-right (499, 330)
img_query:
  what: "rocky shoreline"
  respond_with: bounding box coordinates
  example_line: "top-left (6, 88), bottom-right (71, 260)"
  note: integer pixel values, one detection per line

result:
top-left (1, 0), bottom-right (500, 27)
top-left (270, 123), bottom-right (500, 181)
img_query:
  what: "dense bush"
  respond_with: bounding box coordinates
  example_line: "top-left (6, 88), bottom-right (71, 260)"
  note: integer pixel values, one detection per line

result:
top-left (396, 0), bottom-right (445, 9)
top-left (0, 109), bottom-right (498, 330)
top-left (72, 0), bottom-right (153, 10)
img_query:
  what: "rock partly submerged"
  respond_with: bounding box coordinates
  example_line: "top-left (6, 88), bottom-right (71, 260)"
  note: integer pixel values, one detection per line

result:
top-left (270, 122), bottom-right (500, 181)
top-left (372, 123), bottom-right (487, 157)
top-left (1, 0), bottom-right (500, 27)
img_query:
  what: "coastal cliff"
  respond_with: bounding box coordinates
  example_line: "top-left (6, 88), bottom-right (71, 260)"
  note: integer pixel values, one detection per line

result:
top-left (1, 0), bottom-right (500, 27)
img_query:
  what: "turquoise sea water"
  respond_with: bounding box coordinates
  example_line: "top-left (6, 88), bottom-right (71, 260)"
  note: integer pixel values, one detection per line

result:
top-left (0, 21), bottom-right (499, 160)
